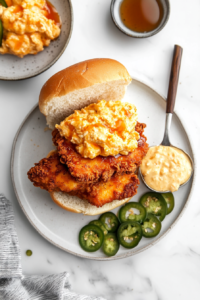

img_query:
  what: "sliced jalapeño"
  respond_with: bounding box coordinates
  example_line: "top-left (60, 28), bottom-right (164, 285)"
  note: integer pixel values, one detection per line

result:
top-left (142, 213), bottom-right (161, 238)
top-left (102, 233), bottom-right (119, 256)
top-left (139, 192), bottom-right (167, 221)
top-left (161, 192), bottom-right (175, 215)
top-left (89, 220), bottom-right (108, 235)
top-left (99, 212), bottom-right (119, 233)
top-left (119, 202), bottom-right (146, 224)
top-left (0, 20), bottom-right (3, 47)
top-left (117, 221), bottom-right (142, 249)
top-left (0, 0), bottom-right (7, 47)
top-left (79, 224), bottom-right (104, 252)
top-left (0, 0), bottom-right (8, 7)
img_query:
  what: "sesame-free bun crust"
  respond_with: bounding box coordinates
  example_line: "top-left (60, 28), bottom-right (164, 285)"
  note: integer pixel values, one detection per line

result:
top-left (39, 58), bottom-right (132, 129)
top-left (47, 150), bottom-right (131, 215)
top-left (50, 191), bottom-right (131, 216)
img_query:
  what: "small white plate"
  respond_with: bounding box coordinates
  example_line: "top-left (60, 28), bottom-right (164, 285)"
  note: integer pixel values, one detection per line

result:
top-left (0, 0), bottom-right (73, 81)
top-left (11, 78), bottom-right (195, 260)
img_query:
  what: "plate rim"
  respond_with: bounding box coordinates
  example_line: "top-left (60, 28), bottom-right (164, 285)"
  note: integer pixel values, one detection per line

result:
top-left (11, 77), bottom-right (196, 260)
top-left (0, 0), bottom-right (73, 81)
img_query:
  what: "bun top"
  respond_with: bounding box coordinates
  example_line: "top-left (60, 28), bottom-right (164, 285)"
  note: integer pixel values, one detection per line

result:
top-left (39, 58), bottom-right (132, 129)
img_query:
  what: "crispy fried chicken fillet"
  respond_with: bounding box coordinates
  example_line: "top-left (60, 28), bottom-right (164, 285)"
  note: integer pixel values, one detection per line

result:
top-left (52, 122), bottom-right (148, 183)
top-left (73, 173), bottom-right (139, 207)
top-left (27, 152), bottom-right (139, 207)
top-left (27, 152), bottom-right (84, 193)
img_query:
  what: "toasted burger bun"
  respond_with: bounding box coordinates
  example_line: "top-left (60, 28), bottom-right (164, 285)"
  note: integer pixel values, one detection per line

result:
top-left (50, 191), bottom-right (131, 216)
top-left (39, 58), bottom-right (132, 129)
top-left (47, 151), bottom-right (131, 215)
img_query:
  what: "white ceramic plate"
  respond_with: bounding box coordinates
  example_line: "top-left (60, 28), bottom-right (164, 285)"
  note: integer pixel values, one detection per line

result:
top-left (11, 78), bottom-right (195, 260)
top-left (0, 0), bottom-right (73, 81)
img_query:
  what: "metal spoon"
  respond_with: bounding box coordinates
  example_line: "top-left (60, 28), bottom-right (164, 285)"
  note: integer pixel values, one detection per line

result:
top-left (139, 45), bottom-right (194, 193)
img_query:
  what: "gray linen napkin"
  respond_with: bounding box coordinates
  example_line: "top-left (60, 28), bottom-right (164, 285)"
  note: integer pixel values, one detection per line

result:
top-left (0, 194), bottom-right (106, 300)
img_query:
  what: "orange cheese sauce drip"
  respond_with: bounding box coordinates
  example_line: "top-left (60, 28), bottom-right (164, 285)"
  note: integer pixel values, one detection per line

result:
top-left (13, 5), bottom-right (23, 13)
top-left (56, 100), bottom-right (139, 159)
top-left (43, 0), bottom-right (61, 28)
top-left (5, 0), bottom-right (13, 7)
top-left (13, 35), bottom-right (25, 51)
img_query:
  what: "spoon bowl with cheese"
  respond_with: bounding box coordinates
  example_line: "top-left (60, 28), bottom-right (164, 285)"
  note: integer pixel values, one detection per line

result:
top-left (140, 45), bottom-right (194, 193)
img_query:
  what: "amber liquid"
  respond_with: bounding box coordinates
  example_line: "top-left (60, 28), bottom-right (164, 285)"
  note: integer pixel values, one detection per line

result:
top-left (44, 1), bottom-right (62, 28)
top-left (120, 0), bottom-right (164, 33)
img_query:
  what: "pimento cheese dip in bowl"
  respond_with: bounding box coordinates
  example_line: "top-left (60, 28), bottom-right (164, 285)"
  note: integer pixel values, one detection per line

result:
top-left (140, 145), bottom-right (193, 193)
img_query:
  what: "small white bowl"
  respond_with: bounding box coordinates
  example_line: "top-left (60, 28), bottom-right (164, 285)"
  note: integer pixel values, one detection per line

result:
top-left (110, 0), bottom-right (170, 38)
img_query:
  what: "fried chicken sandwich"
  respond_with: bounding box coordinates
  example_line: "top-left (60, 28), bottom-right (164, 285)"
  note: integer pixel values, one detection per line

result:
top-left (28, 58), bottom-right (148, 215)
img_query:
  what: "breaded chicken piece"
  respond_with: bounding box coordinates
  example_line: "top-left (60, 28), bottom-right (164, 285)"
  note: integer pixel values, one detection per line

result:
top-left (27, 152), bottom-right (84, 193)
top-left (27, 152), bottom-right (139, 207)
top-left (72, 173), bottom-right (140, 207)
top-left (52, 122), bottom-right (148, 183)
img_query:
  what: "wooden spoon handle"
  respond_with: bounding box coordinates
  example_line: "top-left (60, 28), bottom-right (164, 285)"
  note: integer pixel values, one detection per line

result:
top-left (166, 45), bottom-right (183, 114)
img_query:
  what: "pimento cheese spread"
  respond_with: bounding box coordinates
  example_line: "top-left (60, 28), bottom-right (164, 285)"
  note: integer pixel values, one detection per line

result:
top-left (140, 145), bottom-right (192, 192)
top-left (56, 100), bottom-right (140, 159)
top-left (0, 0), bottom-right (61, 57)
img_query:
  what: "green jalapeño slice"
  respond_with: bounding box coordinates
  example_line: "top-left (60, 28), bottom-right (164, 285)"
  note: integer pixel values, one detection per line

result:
top-left (99, 212), bottom-right (119, 233)
top-left (161, 192), bottom-right (175, 215)
top-left (139, 192), bottom-right (167, 221)
top-left (117, 221), bottom-right (142, 249)
top-left (0, 0), bottom-right (7, 47)
top-left (0, 20), bottom-right (3, 47)
top-left (89, 220), bottom-right (108, 235)
top-left (119, 202), bottom-right (146, 224)
top-left (0, 0), bottom-right (8, 7)
top-left (142, 214), bottom-right (161, 238)
top-left (102, 233), bottom-right (119, 256)
top-left (79, 224), bottom-right (104, 252)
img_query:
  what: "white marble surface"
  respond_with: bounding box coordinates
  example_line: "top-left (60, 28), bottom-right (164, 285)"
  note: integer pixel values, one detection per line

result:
top-left (0, 0), bottom-right (200, 299)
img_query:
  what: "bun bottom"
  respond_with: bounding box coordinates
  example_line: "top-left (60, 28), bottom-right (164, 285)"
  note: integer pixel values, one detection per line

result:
top-left (50, 191), bottom-right (131, 216)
